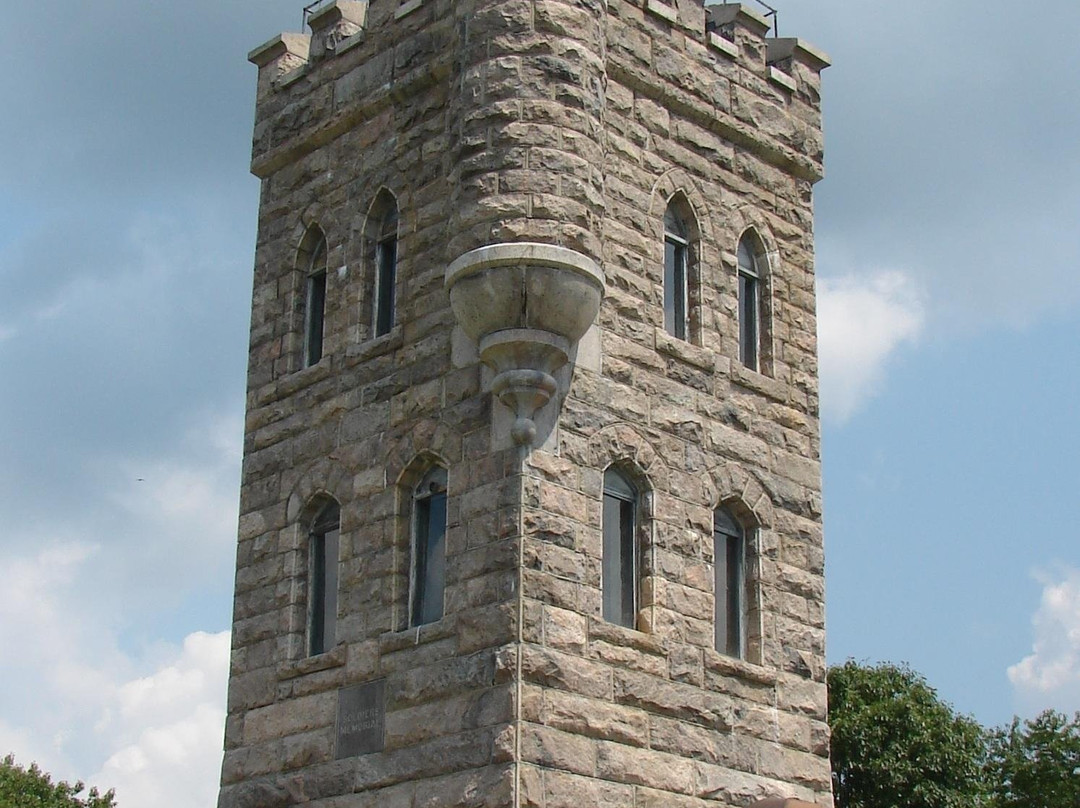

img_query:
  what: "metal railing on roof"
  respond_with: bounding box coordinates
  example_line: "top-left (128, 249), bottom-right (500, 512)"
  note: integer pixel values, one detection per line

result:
top-left (721, 0), bottom-right (780, 37)
top-left (302, 0), bottom-right (331, 30)
top-left (301, 0), bottom-right (781, 39)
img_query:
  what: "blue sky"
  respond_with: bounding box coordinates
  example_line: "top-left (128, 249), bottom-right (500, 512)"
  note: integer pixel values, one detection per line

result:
top-left (1, 0), bottom-right (1078, 805)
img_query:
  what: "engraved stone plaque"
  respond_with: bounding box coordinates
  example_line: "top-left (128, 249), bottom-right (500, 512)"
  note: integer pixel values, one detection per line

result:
top-left (335, 679), bottom-right (385, 758)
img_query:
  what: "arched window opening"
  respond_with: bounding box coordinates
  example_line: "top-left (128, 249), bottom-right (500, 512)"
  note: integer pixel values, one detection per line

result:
top-left (303, 229), bottom-right (328, 368)
top-left (602, 468), bottom-right (638, 628)
top-left (664, 204), bottom-right (690, 340)
top-left (411, 465), bottom-right (447, 626)
top-left (308, 498), bottom-right (340, 656)
top-left (369, 193), bottom-right (399, 338)
top-left (737, 232), bottom-right (764, 371)
top-left (714, 505), bottom-right (748, 658)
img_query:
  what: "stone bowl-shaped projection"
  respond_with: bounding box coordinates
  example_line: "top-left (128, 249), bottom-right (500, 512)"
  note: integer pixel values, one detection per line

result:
top-left (445, 242), bottom-right (605, 346)
top-left (445, 242), bottom-right (605, 445)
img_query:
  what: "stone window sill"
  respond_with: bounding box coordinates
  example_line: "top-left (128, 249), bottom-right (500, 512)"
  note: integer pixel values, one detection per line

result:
top-left (346, 323), bottom-right (404, 364)
top-left (588, 616), bottom-right (665, 655)
top-left (731, 362), bottom-right (787, 402)
top-left (704, 647), bottom-right (777, 685)
top-left (379, 617), bottom-right (455, 653)
top-left (655, 328), bottom-right (717, 372)
top-left (278, 643), bottom-right (347, 680)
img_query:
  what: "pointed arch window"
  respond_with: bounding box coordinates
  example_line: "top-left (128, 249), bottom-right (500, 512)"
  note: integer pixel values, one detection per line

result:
top-left (602, 468), bottom-right (639, 628)
top-left (303, 229), bottom-right (328, 367)
top-left (713, 505), bottom-right (748, 658)
top-left (737, 232), bottom-right (764, 371)
top-left (411, 466), bottom-right (447, 626)
top-left (664, 204), bottom-right (690, 340)
top-left (369, 193), bottom-right (399, 338)
top-left (308, 499), bottom-right (340, 656)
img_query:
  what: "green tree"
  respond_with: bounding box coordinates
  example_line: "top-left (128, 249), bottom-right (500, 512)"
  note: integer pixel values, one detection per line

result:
top-left (0, 755), bottom-right (115, 808)
top-left (985, 709), bottom-right (1080, 807)
top-left (828, 660), bottom-right (987, 808)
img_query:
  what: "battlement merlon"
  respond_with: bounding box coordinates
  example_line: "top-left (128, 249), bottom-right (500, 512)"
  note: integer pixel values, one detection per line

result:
top-left (706, 2), bottom-right (773, 39)
top-left (767, 37), bottom-right (831, 72)
top-left (307, 0), bottom-right (368, 62)
top-left (247, 32), bottom-right (310, 100)
top-left (248, 1), bottom-right (830, 101)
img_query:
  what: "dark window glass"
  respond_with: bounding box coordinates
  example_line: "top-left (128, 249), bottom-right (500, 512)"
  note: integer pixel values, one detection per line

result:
top-left (374, 202), bottom-right (398, 338)
top-left (411, 466), bottom-right (447, 626)
top-left (664, 206), bottom-right (689, 340)
top-left (304, 235), bottom-right (328, 367)
top-left (309, 500), bottom-right (340, 656)
top-left (737, 235), bottom-right (761, 370)
top-left (714, 506), bottom-right (746, 658)
top-left (602, 469), bottom-right (637, 628)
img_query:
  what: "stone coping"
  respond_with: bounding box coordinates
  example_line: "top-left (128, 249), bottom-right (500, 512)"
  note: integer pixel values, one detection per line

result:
top-left (247, 32), bottom-right (310, 67)
top-left (706, 2), bottom-right (772, 36)
top-left (767, 37), bottom-right (831, 71)
top-left (307, 0), bottom-right (368, 32)
top-left (445, 242), bottom-right (605, 290)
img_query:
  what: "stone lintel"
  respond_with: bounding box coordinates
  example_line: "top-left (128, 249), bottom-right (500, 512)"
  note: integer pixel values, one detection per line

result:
top-left (750, 800), bottom-right (819, 808)
top-left (767, 37), bottom-right (831, 72)
top-left (706, 3), bottom-right (772, 37)
top-left (248, 32), bottom-right (311, 68)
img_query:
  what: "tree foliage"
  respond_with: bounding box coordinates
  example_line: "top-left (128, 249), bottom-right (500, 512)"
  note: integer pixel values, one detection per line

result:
top-left (0, 755), bottom-right (115, 808)
top-left (985, 709), bottom-right (1080, 808)
top-left (828, 660), bottom-right (987, 808)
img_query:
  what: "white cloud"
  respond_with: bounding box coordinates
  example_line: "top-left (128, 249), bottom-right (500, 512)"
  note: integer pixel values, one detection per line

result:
top-left (101, 411), bottom-right (243, 594)
top-left (1008, 566), bottom-right (1080, 713)
top-left (817, 270), bottom-right (925, 422)
top-left (0, 410), bottom-right (240, 807)
top-left (94, 631), bottom-right (230, 808)
top-left (0, 535), bottom-right (230, 807)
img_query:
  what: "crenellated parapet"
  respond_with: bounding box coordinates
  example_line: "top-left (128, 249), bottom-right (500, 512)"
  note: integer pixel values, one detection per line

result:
top-left (247, 1), bottom-right (828, 182)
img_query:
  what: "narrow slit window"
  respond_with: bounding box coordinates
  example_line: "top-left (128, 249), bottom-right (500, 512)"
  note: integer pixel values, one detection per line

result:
top-left (304, 234), bottom-right (328, 367)
top-left (713, 506), bottom-right (747, 658)
top-left (308, 500), bottom-right (340, 656)
top-left (373, 199), bottom-right (398, 338)
top-left (411, 466), bottom-right (447, 626)
top-left (602, 468), bottom-right (638, 628)
top-left (664, 205), bottom-right (689, 340)
top-left (737, 234), bottom-right (762, 371)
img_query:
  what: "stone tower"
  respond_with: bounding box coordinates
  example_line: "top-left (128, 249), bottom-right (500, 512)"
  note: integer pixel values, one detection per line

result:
top-left (219, 1), bottom-right (830, 806)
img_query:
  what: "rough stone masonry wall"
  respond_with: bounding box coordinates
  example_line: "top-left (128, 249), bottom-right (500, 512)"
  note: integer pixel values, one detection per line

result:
top-left (517, 1), bottom-right (829, 806)
top-left (222, 0), bottom-right (828, 806)
top-left (223, 2), bottom-right (526, 805)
